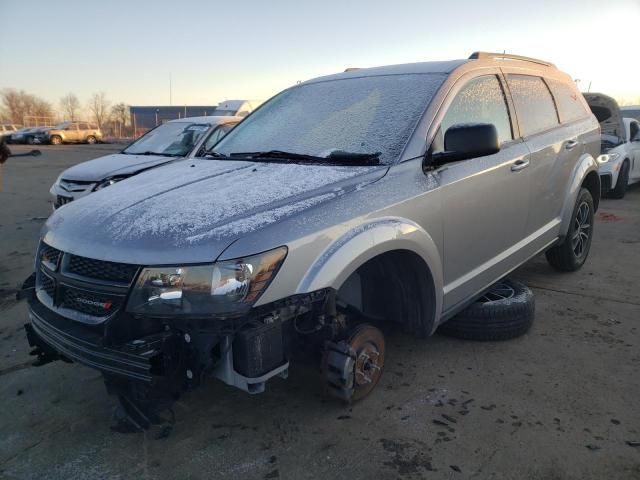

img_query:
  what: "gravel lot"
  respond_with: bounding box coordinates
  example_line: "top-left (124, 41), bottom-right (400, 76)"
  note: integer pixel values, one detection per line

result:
top-left (1, 144), bottom-right (639, 480)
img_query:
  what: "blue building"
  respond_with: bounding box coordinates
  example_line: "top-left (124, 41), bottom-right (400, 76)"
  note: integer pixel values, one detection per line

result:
top-left (130, 105), bottom-right (217, 136)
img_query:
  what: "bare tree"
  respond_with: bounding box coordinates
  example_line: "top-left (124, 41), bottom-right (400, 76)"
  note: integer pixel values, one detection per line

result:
top-left (110, 102), bottom-right (130, 137)
top-left (60, 93), bottom-right (80, 121)
top-left (1, 89), bottom-right (53, 124)
top-left (88, 92), bottom-right (110, 128)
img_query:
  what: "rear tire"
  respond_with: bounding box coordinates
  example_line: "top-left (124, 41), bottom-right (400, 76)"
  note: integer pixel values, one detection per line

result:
top-left (609, 161), bottom-right (629, 199)
top-left (50, 135), bottom-right (62, 145)
top-left (438, 279), bottom-right (534, 341)
top-left (86, 135), bottom-right (97, 144)
top-left (545, 187), bottom-right (594, 272)
top-left (26, 136), bottom-right (35, 145)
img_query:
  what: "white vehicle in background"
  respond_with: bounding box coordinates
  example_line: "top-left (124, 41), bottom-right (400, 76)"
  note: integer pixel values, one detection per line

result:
top-left (0, 124), bottom-right (21, 141)
top-left (214, 99), bottom-right (263, 117)
top-left (621, 105), bottom-right (640, 122)
top-left (50, 115), bottom-right (242, 208)
top-left (584, 93), bottom-right (640, 199)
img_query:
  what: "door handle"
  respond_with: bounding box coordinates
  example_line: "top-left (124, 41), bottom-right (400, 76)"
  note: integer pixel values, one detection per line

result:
top-left (565, 139), bottom-right (579, 150)
top-left (511, 159), bottom-right (530, 172)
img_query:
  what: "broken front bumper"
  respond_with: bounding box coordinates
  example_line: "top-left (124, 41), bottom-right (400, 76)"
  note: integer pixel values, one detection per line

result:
top-left (25, 293), bottom-right (294, 396)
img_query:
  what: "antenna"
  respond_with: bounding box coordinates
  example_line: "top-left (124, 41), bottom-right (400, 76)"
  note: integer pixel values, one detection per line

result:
top-left (169, 73), bottom-right (172, 106)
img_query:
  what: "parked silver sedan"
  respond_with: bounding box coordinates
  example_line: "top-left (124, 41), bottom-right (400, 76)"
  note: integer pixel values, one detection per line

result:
top-left (50, 115), bottom-right (241, 208)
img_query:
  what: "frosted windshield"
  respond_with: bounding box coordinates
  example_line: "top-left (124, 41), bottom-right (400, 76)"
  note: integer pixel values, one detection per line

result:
top-left (215, 73), bottom-right (446, 164)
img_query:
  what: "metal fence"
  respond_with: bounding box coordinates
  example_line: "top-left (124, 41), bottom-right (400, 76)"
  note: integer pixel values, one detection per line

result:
top-left (22, 116), bottom-right (57, 128)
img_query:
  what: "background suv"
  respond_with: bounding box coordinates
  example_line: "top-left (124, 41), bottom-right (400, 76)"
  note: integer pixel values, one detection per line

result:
top-left (44, 121), bottom-right (103, 145)
top-left (25, 52), bottom-right (601, 429)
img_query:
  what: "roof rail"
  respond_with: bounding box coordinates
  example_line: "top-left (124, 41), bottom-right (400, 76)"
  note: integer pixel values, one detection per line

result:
top-left (469, 51), bottom-right (556, 68)
top-left (344, 67), bottom-right (361, 72)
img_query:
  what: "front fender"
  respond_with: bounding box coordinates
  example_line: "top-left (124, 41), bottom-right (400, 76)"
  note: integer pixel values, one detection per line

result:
top-left (559, 153), bottom-right (599, 238)
top-left (297, 217), bottom-right (443, 323)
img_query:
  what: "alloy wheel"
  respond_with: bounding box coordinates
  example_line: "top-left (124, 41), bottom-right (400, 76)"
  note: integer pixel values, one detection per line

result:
top-left (571, 201), bottom-right (591, 258)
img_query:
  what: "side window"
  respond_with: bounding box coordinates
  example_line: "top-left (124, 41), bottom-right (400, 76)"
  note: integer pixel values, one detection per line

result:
top-left (546, 79), bottom-right (588, 123)
top-left (433, 75), bottom-right (513, 153)
top-left (507, 75), bottom-right (559, 136)
top-left (79, 123), bottom-right (89, 130)
top-left (202, 126), bottom-right (226, 151)
top-left (630, 121), bottom-right (639, 141)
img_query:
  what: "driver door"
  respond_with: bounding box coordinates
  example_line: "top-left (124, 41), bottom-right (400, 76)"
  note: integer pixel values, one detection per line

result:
top-left (433, 74), bottom-right (532, 312)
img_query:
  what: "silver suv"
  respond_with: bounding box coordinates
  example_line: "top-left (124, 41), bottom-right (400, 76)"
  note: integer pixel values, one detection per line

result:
top-left (24, 52), bottom-right (600, 429)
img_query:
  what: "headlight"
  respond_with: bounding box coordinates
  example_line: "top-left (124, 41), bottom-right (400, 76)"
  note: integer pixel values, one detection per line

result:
top-left (94, 177), bottom-right (126, 191)
top-left (126, 246), bottom-right (287, 316)
top-left (597, 153), bottom-right (619, 164)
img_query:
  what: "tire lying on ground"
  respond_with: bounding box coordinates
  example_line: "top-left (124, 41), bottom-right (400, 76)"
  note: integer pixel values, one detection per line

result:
top-left (438, 279), bottom-right (534, 341)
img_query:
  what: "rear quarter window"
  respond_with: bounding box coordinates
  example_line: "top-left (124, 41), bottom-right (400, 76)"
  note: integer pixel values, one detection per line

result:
top-left (507, 75), bottom-right (559, 136)
top-left (546, 79), bottom-right (589, 123)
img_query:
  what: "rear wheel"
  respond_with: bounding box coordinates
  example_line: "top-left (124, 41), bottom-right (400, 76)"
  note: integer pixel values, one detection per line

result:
top-left (26, 136), bottom-right (35, 145)
top-left (545, 187), bottom-right (594, 272)
top-left (50, 135), bottom-right (62, 145)
top-left (609, 161), bottom-right (629, 199)
top-left (86, 135), bottom-right (97, 144)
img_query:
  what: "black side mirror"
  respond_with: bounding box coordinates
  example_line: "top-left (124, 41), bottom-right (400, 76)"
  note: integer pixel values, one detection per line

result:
top-left (432, 123), bottom-right (500, 166)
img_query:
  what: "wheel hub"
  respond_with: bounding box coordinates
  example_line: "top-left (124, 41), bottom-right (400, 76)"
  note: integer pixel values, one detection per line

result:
top-left (354, 343), bottom-right (381, 387)
top-left (478, 282), bottom-right (515, 303)
top-left (571, 201), bottom-right (591, 257)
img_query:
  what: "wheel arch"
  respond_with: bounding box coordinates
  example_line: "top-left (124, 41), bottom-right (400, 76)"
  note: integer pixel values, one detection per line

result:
top-left (559, 154), bottom-right (600, 238)
top-left (297, 217), bottom-right (443, 336)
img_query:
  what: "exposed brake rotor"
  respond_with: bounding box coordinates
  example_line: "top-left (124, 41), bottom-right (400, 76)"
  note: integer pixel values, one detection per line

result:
top-left (323, 324), bottom-right (385, 402)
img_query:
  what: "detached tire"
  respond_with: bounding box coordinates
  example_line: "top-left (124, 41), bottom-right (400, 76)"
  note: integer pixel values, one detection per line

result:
top-left (438, 279), bottom-right (534, 341)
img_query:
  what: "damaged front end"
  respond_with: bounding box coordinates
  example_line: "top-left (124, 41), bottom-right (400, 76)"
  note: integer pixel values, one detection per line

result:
top-left (22, 241), bottom-right (353, 432)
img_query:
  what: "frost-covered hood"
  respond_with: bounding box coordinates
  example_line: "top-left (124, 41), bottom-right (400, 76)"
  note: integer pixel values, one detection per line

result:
top-left (60, 153), bottom-right (175, 182)
top-left (584, 93), bottom-right (626, 142)
top-left (43, 159), bottom-right (387, 265)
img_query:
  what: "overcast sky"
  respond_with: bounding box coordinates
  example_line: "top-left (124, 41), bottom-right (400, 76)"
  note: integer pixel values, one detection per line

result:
top-left (1, 0), bottom-right (639, 108)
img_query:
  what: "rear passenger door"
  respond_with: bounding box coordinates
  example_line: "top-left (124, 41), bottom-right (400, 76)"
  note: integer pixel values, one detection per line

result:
top-left (506, 75), bottom-right (578, 245)
top-left (65, 123), bottom-right (80, 141)
top-left (434, 74), bottom-right (532, 311)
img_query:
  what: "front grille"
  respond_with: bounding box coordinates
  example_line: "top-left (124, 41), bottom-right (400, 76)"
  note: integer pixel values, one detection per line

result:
top-left (35, 242), bottom-right (139, 324)
top-left (61, 288), bottom-right (122, 317)
top-left (40, 272), bottom-right (55, 298)
top-left (67, 255), bottom-right (139, 285)
top-left (54, 195), bottom-right (72, 209)
top-left (41, 244), bottom-right (62, 270)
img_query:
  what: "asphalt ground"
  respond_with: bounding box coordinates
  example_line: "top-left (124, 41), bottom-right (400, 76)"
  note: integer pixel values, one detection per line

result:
top-left (0, 144), bottom-right (638, 479)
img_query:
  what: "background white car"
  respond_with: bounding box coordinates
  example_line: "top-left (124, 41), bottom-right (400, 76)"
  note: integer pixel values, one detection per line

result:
top-left (584, 93), bottom-right (640, 198)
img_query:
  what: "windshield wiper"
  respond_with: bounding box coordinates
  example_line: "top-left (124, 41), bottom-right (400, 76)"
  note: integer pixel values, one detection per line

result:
top-left (203, 150), bottom-right (231, 159)
top-left (227, 150), bottom-right (381, 166)
top-left (130, 151), bottom-right (180, 157)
